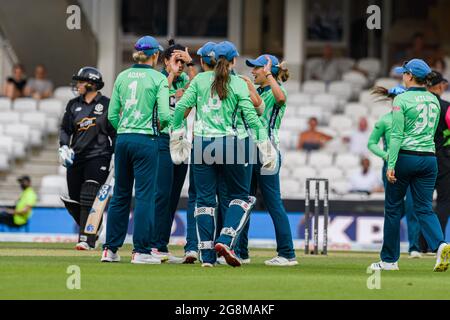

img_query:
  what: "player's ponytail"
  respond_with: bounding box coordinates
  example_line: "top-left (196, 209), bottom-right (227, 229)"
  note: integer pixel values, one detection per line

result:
top-left (212, 57), bottom-right (231, 100)
top-left (276, 61), bottom-right (290, 82)
top-left (133, 51), bottom-right (151, 63)
top-left (371, 86), bottom-right (392, 101)
top-left (425, 71), bottom-right (438, 87)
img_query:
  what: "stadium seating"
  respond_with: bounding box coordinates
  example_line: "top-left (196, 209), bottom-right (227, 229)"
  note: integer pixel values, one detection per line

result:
top-left (0, 97), bottom-right (11, 111)
top-left (302, 81), bottom-right (326, 95)
top-left (12, 98), bottom-right (38, 113)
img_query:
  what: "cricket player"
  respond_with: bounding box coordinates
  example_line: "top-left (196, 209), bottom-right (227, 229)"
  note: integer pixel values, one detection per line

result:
top-left (427, 72), bottom-right (450, 238)
top-left (171, 41), bottom-right (277, 267)
top-left (151, 40), bottom-right (197, 263)
top-left (370, 59), bottom-right (450, 272)
top-left (59, 67), bottom-right (116, 251)
top-left (368, 85), bottom-right (422, 258)
top-left (236, 54), bottom-right (297, 267)
top-left (101, 36), bottom-right (171, 264)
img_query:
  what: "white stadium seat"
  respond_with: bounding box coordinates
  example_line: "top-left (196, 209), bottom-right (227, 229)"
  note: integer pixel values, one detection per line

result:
top-left (4, 124), bottom-right (31, 145)
top-left (29, 129), bottom-right (44, 147)
top-left (441, 92), bottom-right (450, 102)
top-left (336, 57), bottom-right (356, 73)
top-left (280, 179), bottom-right (301, 198)
top-left (328, 81), bottom-right (353, 103)
top-left (40, 175), bottom-right (67, 195)
top-left (318, 167), bottom-right (344, 180)
top-left (0, 136), bottom-right (14, 158)
top-left (292, 166), bottom-right (317, 180)
top-left (342, 71), bottom-right (368, 88)
top-left (0, 154), bottom-right (9, 171)
top-left (0, 111), bottom-right (21, 125)
top-left (344, 103), bottom-right (369, 120)
top-left (0, 97), bottom-right (12, 111)
top-left (312, 93), bottom-right (339, 112)
top-left (297, 106), bottom-right (324, 123)
top-left (12, 142), bottom-right (27, 159)
top-left (329, 115), bottom-right (353, 133)
top-left (330, 179), bottom-right (351, 195)
top-left (39, 98), bottom-right (65, 118)
top-left (12, 98), bottom-right (38, 113)
top-left (282, 80), bottom-right (301, 93)
top-left (54, 86), bottom-right (76, 102)
top-left (288, 92), bottom-right (312, 106)
top-left (374, 78), bottom-right (399, 90)
top-left (308, 152), bottom-right (333, 169)
top-left (357, 58), bottom-right (381, 79)
top-left (359, 90), bottom-right (376, 106)
top-left (283, 151), bottom-right (307, 168)
top-left (302, 81), bottom-right (326, 95)
top-left (282, 117), bottom-right (307, 133)
top-left (21, 112), bottom-right (47, 131)
top-left (335, 154), bottom-right (360, 170)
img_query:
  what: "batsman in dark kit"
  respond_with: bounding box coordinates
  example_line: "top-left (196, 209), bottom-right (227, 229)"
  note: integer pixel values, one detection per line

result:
top-left (59, 67), bottom-right (116, 250)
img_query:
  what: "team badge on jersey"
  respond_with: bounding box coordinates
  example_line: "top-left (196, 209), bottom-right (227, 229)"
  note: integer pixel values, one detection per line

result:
top-left (94, 104), bottom-right (104, 115)
top-left (77, 117), bottom-right (96, 131)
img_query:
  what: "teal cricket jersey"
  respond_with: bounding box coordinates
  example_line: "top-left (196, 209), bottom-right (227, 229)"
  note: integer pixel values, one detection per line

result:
top-left (368, 112), bottom-right (392, 161)
top-left (388, 87), bottom-right (440, 169)
top-left (108, 64), bottom-right (171, 135)
top-left (172, 71), bottom-right (268, 142)
top-left (161, 70), bottom-right (190, 135)
top-left (257, 84), bottom-right (288, 147)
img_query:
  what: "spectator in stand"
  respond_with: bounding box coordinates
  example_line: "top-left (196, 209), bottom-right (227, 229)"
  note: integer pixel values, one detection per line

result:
top-left (297, 117), bottom-right (333, 151)
top-left (349, 157), bottom-right (384, 195)
top-left (0, 176), bottom-right (37, 228)
top-left (344, 117), bottom-right (370, 156)
top-left (24, 65), bottom-right (54, 99)
top-left (304, 44), bottom-right (344, 83)
top-left (2, 64), bottom-right (27, 100)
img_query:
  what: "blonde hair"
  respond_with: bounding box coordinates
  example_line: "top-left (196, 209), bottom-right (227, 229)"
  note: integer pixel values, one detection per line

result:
top-left (132, 51), bottom-right (151, 63)
top-left (277, 61), bottom-right (290, 82)
top-left (212, 57), bottom-right (231, 100)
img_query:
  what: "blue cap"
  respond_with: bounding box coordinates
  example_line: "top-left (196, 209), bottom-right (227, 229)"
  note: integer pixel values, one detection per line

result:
top-left (388, 85), bottom-right (406, 96)
top-left (197, 42), bottom-right (216, 65)
top-left (212, 41), bottom-right (239, 62)
top-left (134, 36), bottom-right (164, 56)
top-left (246, 55), bottom-right (280, 75)
top-left (394, 59), bottom-right (432, 79)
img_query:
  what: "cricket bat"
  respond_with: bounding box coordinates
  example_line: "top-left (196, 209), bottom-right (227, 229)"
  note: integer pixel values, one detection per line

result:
top-left (84, 167), bottom-right (115, 235)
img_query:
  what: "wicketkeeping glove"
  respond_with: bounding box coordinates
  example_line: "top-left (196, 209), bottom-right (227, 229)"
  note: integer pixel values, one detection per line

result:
top-left (170, 128), bottom-right (191, 165)
top-left (257, 139), bottom-right (278, 171)
top-left (59, 145), bottom-right (75, 168)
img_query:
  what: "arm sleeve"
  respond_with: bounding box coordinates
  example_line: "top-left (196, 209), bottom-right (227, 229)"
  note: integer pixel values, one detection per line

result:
top-left (173, 78), bottom-right (198, 130)
top-left (108, 80), bottom-right (122, 130)
top-left (157, 77), bottom-right (171, 130)
top-left (367, 119), bottom-right (388, 160)
top-left (59, 101), bottom-right (74, 147)
top-left (388, 98), bottom-right (405, 169)
top-left (236, 81), bottom-right (268, 142)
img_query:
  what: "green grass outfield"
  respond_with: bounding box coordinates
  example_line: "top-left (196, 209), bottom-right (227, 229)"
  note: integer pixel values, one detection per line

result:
top-left (0, 242), bottom-right (449, 300)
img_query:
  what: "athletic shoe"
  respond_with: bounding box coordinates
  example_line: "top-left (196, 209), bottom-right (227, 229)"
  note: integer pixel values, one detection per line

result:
top-left (150, 249), bottom-right (170, 262)
top-left (241, 258), bottom-right (251, 265)
top-left (75, 242), bottom-right (91, 251)
top-left (131, 252), bottom-right (161, 265)
top-left (409, 251), bottom-right (422, 259)
top-left (433, 243), bottom-right (450, 272)
top-left (265, 256), bottom-right (298, 267)
top-left (216, 257), bottom-right (227, 265)
top-left (369, 261), bottom-right (399, 271)
top-left (201, 263), bottom-right (214, 268)
top-left (214, 243), bottom-right (241, 267)
top-left (101, 248), bottom-right (120, 263)
top-left (182, 251), bottom-right (198, 264)
top-left (154, 251), bottom-right (183, 264)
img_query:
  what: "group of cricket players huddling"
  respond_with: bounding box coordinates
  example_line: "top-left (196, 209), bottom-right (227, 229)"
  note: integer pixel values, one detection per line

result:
top-left (59, 35), bottom-right (449, 271)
